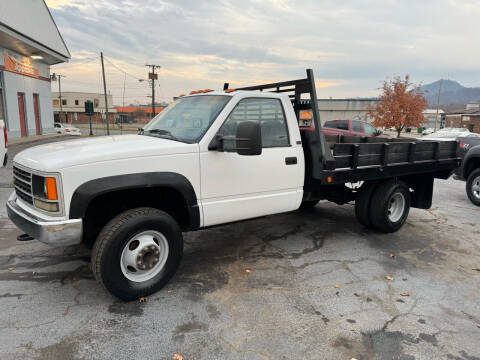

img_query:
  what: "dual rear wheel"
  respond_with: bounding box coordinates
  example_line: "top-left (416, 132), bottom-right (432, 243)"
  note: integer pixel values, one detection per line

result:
top-left (355, 180), bottom-right (411, 233)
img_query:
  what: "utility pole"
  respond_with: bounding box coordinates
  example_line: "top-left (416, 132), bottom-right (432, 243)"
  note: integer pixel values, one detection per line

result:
top-left (145, 64), bottom-right (161, 118)
top-left (101, 52), bottom-right (110, 135)
top-left (434, 79), bottom-right (443, 131)
top-left (52, 74), bottom-right (66, 123)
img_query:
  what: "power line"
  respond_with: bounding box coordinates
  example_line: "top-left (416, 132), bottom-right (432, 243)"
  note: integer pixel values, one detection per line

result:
top-left (104, 56), bottom-right (145, 81)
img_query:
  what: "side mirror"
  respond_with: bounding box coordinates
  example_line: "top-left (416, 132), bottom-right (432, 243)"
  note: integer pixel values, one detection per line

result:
top-left (375, 129), bottom-right (383, 136)
top-left (208, 121), bottom-right (262, 155)
top-left (236, 121), bottom-right (262, 155)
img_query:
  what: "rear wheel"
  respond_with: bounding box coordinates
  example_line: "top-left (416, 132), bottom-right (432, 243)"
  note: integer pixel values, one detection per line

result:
top-left (370, 180), bottom-right (411, 233)
top-left (466, 168), bottom-right (480, 206)
top-left (92, 207), bottom-right (183, 301)
top-left (355, 181), bottom-right (378, 228)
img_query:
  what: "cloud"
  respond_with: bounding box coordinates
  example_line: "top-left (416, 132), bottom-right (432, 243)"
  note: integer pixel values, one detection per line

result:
top-left (47, 0), bottom-right (480, 104)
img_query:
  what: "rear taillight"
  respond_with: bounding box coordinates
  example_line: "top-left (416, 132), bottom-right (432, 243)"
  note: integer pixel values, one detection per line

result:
top-left (65, 129), bottom-right (70, 133)
top-left (3, 125), bottom-right (7, 148)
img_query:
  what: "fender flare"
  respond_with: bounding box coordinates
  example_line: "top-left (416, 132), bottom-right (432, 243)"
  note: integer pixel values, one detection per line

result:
top-left (69, 172), bottom-right (200, 229)
top-left (463, 145), bottom-right (480, 179)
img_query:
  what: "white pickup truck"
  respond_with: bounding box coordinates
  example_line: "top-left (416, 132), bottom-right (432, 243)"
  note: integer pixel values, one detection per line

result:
top-left (7, 70), bottom-right (460, 300)
top-left (1, 120), bottom-right (7, 167)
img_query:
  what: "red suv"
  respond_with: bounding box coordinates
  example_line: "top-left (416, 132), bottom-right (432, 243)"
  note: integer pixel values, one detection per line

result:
top-left (322, 119), bottom-right (386, 138)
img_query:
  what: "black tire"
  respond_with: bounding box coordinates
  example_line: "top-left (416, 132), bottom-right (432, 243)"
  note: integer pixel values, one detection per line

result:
top-left (354, 181), bottom-right (378, 228)
top-left (299, 200), bottom-right (319, 210)
top-left (369, 180), bottom-right (411, 233)
top-left (466, 168), bottom-right (480, 206)
top-left (91, 207), bottom-right (183, 301)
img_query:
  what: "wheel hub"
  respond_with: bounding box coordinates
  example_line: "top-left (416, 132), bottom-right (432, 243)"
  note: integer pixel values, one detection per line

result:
top-left (387, 192), bottom-right (406, 223)
top-left (472, 176), bottom-right (480, 200)
top-left (120, 230), bottom-right (169, 282)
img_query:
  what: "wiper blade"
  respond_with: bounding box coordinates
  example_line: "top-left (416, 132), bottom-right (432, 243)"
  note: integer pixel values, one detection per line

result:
top-left (143, 129), bottom-right (183, 142)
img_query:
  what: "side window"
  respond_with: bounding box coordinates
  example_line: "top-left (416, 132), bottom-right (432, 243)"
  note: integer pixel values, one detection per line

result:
top-left (324, 120), bottom-right (348, 130)
top-left (352, 121), bottom-right (362, 132)
top-left (219, 98), bottom-right (289, 148)
top-left (364, 123), bottom-right (377, 135)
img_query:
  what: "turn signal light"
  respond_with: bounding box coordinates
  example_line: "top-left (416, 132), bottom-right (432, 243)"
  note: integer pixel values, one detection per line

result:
top-left (45, 177), bottom-right (58, 200)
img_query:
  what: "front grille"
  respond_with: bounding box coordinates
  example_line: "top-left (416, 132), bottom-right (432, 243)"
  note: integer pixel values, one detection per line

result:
top-left (13, 166), bottom-right (33, 204)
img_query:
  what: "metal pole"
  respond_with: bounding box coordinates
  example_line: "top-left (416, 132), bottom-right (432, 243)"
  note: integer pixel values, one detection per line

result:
top-left (435, 79), bottom-right (443, 131)
top-left (89, 112), bottom-right (93, 136)
top-left (101, 52), bottom-right (110, 135)
top-left (151, 66), bottom-right (155, 118)
top-left (58, 75), bottom-right (63, 123)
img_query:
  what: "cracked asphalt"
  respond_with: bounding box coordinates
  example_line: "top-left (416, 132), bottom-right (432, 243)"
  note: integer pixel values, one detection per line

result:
top-left (1, 137), bottom-right (479, 360)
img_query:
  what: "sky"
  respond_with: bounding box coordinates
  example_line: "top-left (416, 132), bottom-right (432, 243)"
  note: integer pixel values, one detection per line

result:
top-left (45, 0), bottom-right (480, 106)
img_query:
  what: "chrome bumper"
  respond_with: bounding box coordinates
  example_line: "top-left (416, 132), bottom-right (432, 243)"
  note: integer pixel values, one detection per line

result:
top-left (6, 195), bottom-right (82, 247)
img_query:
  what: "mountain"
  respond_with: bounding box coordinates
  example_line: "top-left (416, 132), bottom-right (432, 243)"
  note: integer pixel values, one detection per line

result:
top-left (420, 80), bottom-right (480, 105)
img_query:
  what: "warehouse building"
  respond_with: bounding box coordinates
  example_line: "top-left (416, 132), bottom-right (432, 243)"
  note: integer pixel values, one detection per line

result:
top-left (317, 98), bottom-right (379, 124)
top-left (52, 92), bottom-right (115, 124)
top-left (0, 1), bottom-right (70, 138)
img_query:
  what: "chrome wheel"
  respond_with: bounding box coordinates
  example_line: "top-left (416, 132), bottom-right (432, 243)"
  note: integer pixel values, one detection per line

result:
top-left (387, 192), bottom-right (405, 222)
top-left (472, 176), bottom-right (480, 200)
top-left (120, 230), bottom-right (169, 282)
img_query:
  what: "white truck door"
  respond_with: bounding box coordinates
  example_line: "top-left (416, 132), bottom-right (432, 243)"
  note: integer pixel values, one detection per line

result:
top-left (200, 96), bottom-right (302, 227)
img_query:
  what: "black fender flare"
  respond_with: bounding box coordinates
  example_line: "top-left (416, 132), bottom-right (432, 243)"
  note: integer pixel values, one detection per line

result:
top-left (69, 172), bottom-right (200, 229)
top-left (463, 145), bottom-right (480, 179)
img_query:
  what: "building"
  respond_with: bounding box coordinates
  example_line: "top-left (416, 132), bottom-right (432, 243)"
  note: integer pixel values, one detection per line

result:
top-left (422, 109), bottom-right (445, 129)
top-left (0, 1), bottom-right (70, 138)
top-left (466, 102), bottom-right (480, 110)
top-left (445, 109), bottom-right (480, 133)
top-left (113, 106), bottom-right (164, 124)
top-left (317, 99), bottom-right (380, 124)
top-left (52, 92), bottom-right (116, 124)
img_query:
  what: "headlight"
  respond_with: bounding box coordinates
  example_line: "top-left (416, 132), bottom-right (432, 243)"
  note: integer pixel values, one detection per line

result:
top-left (32, 175), bottom-right (60, 213)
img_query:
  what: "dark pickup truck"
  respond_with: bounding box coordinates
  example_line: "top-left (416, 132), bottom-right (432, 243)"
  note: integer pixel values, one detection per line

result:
top-left (455, 136), bottom-right (480, 206)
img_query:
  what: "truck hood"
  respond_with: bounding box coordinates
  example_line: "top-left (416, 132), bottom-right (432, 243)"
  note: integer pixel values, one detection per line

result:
top-left (14, 135), bottom-right (199, 171)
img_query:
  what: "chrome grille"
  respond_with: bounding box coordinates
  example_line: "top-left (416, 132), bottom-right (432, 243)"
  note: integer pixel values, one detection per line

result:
top-left (13, 166), bottom-right (33, 204)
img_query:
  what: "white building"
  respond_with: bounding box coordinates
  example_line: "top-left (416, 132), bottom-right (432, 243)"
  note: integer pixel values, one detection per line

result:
top-left (0, 1), bottom-right (70, 138)
top-left (422, 109), bottom-right (445, 129)
top-left (317, 99), bottom-right (380, 124)
top-left (51, 92), bottom-right (115, 123)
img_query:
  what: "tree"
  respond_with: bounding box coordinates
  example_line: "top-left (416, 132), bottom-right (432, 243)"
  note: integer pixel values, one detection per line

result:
top-left (367, 75), bottom-right (428, 137)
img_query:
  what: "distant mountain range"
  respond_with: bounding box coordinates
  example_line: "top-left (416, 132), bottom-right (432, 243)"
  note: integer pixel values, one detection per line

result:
top-left (420, 80), bottom-right (480, 105)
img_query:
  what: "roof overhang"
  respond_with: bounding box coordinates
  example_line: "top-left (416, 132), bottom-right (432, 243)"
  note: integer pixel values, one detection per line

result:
top-left (0, 22), bottom-right (69, 65)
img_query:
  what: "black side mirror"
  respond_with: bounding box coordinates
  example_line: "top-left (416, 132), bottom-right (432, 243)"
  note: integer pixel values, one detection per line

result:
top-left (236, 121), bottom-right (262, 155)
top-left (375, 129), bottom-right (383, 136)
top-left (208, 121), bottom-right (262, 155)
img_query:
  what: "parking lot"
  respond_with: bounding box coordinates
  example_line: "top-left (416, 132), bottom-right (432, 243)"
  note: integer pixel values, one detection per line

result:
top-left (1, 137), bottom-right (479, 360)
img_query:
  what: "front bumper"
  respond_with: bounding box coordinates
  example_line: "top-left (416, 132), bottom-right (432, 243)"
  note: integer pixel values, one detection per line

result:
top-left (6, 194), bottom-right (82, 247)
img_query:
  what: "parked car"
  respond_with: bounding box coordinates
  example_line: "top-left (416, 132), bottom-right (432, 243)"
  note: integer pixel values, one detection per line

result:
top-left (454, 136), bottom-right (480, 206)
top-left (54, 123), bottom-right (81, 136)
top-left (7, 69), bottom-right (460, 300)
top-left (419, 128), bottom-right (479, 142)
top-left (1, 120), bottom-right (7, 167)
top-left (322, 119), bottom-right (387, 138)
top-left (422, 128), bottom-right (435, 135)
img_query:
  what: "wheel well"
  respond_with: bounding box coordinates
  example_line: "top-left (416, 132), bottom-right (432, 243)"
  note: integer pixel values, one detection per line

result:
top-left (82, 187), bottom-right (191, 247)
top-left (465, 157), bottom-right (480, 178)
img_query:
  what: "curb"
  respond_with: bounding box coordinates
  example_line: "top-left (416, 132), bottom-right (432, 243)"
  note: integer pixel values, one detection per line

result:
top-left (8, 134), bottom-right (67, 146)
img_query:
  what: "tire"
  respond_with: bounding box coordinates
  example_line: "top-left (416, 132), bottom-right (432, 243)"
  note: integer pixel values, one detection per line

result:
top-left (369, 180), bottom-right (411, 233)
top-left (354, 181), bottom-right (378, 228)
top-left (466, 168), bottom-right (480, 206)
top-left (299, 200), bottom-right (319, 210)
top-left (91, 207), bottom-right (183, 301)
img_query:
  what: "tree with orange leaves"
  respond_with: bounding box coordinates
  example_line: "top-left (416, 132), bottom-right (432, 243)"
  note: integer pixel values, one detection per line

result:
top-left (367, 76), bottom-right (427, 138)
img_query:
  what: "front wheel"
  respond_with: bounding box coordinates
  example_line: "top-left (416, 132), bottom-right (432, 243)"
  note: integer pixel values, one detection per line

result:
top-left (369, 180), bottom-right (411, 233)
top-left (466, 168), bottom-right (480, 206)
top-left (91, 207), bottom-right (183, 301)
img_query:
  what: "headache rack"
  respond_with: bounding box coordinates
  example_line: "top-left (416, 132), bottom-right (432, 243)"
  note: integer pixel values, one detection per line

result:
top-left (224, 69), bottom-right (460, 185)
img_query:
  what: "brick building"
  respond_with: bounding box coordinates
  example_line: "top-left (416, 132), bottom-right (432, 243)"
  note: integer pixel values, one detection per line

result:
top-left (445, 109), bottom-right (480, 133)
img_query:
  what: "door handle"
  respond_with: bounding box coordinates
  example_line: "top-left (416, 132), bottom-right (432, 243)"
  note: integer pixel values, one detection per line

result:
top-left (285, 157), bottom-right (297, 165)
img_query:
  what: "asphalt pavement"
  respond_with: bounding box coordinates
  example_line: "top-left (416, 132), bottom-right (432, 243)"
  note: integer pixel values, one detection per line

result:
top-left (0, 136), bottom-right (479, 360)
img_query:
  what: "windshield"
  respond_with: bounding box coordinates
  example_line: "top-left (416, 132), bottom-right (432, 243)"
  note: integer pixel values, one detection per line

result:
top-left (141, 95), bottom-right (230, 143)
